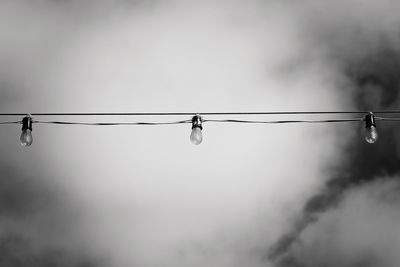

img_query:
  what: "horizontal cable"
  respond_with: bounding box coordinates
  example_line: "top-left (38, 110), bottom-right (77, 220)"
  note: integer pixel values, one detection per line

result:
top-left (34, 118), bottom-right (364, 126)
top-left (3, 116), bottom-right (400, 126)
top-left (33, 119), bottom-right (191, 126)
top-left (1, 111), bottom-right (400, 116)
top-left (204, 118), bottom-right (363, 124)
top-left (0, 121), bottom-right (21, 125)
top-left (376, 117), bottom-right (400, 121)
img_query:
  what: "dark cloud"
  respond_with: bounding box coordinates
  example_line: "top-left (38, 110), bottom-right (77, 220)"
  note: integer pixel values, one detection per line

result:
top-left (274, 179), bottom-right (400, 267)
top-left (0, 162), bottom-right (106, 266)
top-left (0, 233), bottom-right (100, 267)
top-left (0, 164), bottom-right (55, 219)
top-left (269, 1), bottom-right (400, 266)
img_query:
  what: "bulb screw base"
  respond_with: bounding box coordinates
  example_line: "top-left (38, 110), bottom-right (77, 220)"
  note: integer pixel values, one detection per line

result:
top-left (364, 112), bottom-right (376, 128)
top-left (191, 115), bottom-right (203, 130)
top-left (22, 115), bottom-right (33, 131)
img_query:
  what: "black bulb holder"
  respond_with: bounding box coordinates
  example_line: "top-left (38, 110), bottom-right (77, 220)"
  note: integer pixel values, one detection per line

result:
top-left (22, 115), bottom-right (33, 131)
top-left (191, 115), bottom-right (203, 130)
top-left (364, 112), bottom-right (376, 128)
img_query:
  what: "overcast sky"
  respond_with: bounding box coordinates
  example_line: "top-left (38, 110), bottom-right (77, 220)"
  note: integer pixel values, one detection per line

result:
top-left (1, 1), bottom-right (400, 266)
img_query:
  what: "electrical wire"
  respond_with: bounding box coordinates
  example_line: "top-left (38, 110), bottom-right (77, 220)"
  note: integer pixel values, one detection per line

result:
top-left (203, 118), bottom-right (363, 124)
top-left (0, 121), bottom-right (21, 125)
top-left (375, 117), bottom-right (400, 121)
top-left (33, 119), bottom-right (192, 126)
top-left (2, 116), bottom-right (400, 126)
top-left (2, 111), bottom-right (400, 116)
top-left (8, 113), bottom-right (397, 147)
top-left (11, 118), bottom-right (366, 126)
top-left (31, 118), bottom-right (365, 126)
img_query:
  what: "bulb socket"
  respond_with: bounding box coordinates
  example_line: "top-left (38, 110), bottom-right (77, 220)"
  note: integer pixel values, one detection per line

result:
top-left (364, 112), bottom-right (376, 128)
top-left (22, 116), bottom-right (33, 131)
top-left (191, 115), bottom-right (203, 130)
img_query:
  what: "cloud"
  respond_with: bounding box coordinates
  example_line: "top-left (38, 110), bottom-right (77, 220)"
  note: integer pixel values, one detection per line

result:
top-left (3, 0), bottom-right (396, 266)
top-left (0, 162), bottom-right (107, 266)
top-left (269, 0), bottom-right (400, 265)
top-left (277, 179), bottom-right (400, 267)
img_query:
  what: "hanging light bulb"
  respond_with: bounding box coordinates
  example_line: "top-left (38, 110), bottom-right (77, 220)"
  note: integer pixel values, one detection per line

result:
top-left (190, 114), bottom-right (203, 145)
top-left (364, 112), bottom-right (378, 144)
top-left (20, 115), bottom-right (33, 147)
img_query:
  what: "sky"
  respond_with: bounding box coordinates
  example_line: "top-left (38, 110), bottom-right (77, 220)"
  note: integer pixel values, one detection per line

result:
top-left (0, 0), bottom-right (400, 266)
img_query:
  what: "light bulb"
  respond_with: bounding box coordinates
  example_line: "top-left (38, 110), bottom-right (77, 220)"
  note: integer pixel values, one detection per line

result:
top-left (365, 125), bottom-right (378, 144)
top-left (20, 115), bottom-right (33, 147)
top-left (20, 129), bottom-right (33, 147)
top-left (190, 114), bottom-right (203, 145)
top-left (364, 112), bottom-right (378, 144)
top-left (190, 127), bottom-right (203, 145)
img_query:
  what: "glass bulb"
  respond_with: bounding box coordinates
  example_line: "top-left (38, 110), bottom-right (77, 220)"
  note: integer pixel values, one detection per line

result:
top-left (20, 129), bottom-right (33, 147)
top-left (190, 127), bottom-right (203, 145)
top-left (364, 125), bottom-right (378, 144)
